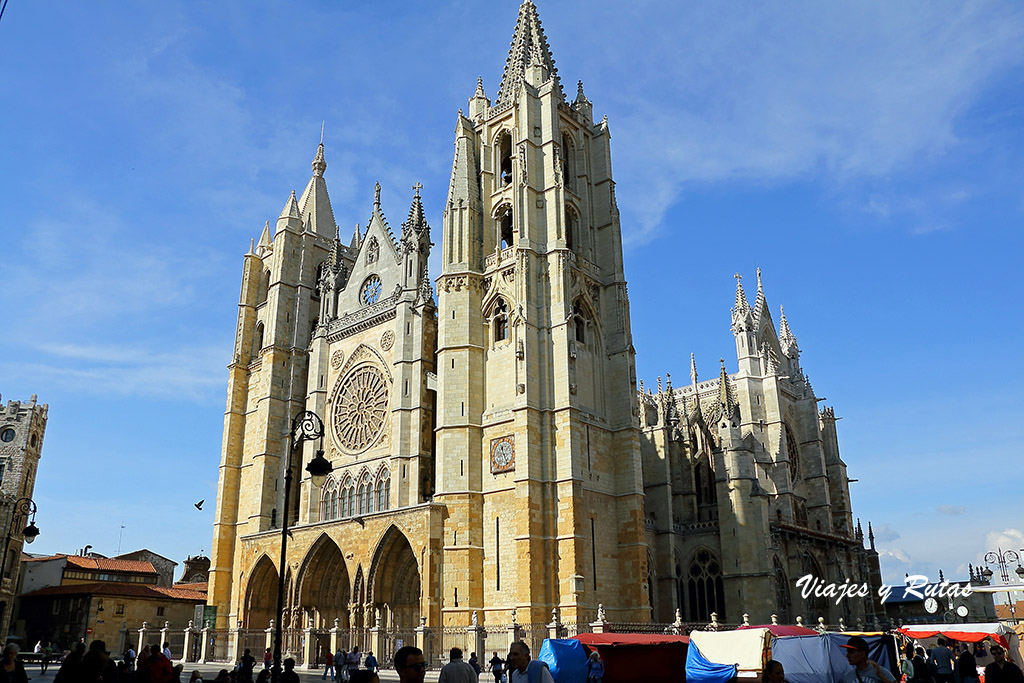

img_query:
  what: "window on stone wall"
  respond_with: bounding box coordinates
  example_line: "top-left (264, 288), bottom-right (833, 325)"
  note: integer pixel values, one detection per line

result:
top-left (376, 469), bottom-right (391, 512)
top-left (498, 207), bottom-right (513, 249)
top-left (565, 208), bottom-right (576, 250)
top-left (694, 459), bottom-right (719, 521)
top-left (492, 299), bottom-right (509, 343)
top-left (562, 133), bottom-right (573, 189)
top-left (499, 132), bottom-right (513, 187)
top-left (686, 548), bottom-right (725, 622)
top-left (785, 423), bottom-right (801, 482)
top-left (773, 556), bottom-right (791, 623)
top-left (156, 606), bottom-right (165, 617)
top-left (572, 302), bottom-right (586, 344)
top-left (115, 603), bottom-right (125, 615)
top-left (358, 472), bottom-right (372, 515)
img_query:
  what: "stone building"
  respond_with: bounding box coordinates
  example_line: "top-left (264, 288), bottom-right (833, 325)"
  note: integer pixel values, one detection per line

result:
top-left (209, 0), bottom-right (881, 644)
top-left (639, 271), bottom-right (881, 626)
top-left (0, 395), bottom-right (47, 639)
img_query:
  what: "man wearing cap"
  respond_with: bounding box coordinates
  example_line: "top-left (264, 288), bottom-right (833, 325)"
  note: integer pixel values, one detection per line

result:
top-left (983, 644), bottom-right (1024, 683)
top-left (841, 636), bottom-right (896, 683)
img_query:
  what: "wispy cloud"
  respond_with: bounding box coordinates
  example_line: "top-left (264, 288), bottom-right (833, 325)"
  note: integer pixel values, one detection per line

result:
top-left (583, 2), bottom-right (1024, 243)
top-left (937, 505), bottom-right (966, 516)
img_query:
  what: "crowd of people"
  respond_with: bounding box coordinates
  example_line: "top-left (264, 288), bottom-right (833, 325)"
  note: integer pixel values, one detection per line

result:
top-left (760, 635), bottom-right (1024, 683)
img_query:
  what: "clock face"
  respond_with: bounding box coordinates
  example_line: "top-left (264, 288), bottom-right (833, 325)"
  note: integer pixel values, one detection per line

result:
top-left (956, 604), bottom-right (969, 618)
top-left (362, 275), bottom-right (382, 305)
top-left (924, 597), bottom-right (939, 614)
top-left (491, 436), bottom-right (515, 473)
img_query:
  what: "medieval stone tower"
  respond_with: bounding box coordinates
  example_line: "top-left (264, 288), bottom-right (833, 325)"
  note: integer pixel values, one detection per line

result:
top-left (434, 1), bottom-right (647, 625)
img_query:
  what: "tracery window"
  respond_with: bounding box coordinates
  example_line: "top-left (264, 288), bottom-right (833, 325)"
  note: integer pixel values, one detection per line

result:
top-left (376, 469), bottom-right (391, 512)
top-left (492, 298), bottom-right (509, 343)
top-left (773, 556), bottom-right (792, 623)
top-left (320, 478), bottom-right (339, 521)
top-left (785, 423), bottom-right (801, 482)
top-left (358, 471), bottom-right (372, 515)
top-left (340, 477), bottom-right (355, 518)
top-left (686, 548), bottom-right (725, 622)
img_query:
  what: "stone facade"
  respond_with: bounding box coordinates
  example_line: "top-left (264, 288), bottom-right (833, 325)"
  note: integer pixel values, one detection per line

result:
top-left (639, 270), bottom-right (881, 626)
top-left (209, 0), bottom-right (882, 642)
top-left (0, 395), bottom-right (47, 638)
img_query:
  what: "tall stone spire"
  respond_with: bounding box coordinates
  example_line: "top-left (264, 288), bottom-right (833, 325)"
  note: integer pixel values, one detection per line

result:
top-left (403, 182), bottom-right (428, 236)
top-left (297, 143), bottom-right (337, 238)
top-left (495, 0), bottom-right (562, 107)
top-left (779, 305), bottom-right (799, 355)
top-left (733, 273), bottom-right (750, 316)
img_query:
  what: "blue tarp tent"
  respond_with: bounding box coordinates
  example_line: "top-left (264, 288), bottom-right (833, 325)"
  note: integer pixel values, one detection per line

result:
top-left (539, 638), bottom-right (589, 683)
top-left (685, 639), bottom-right (738, 683)
top-left (771, 633), bottom-right (896, 683)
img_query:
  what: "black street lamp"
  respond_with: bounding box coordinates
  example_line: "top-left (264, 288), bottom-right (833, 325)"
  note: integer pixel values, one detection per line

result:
top-left (0, 497), bottom-right (39, 638)
top-left (271, 411), bottom-right (332, 683)
top-left (982, 548), bottom-right (1024, 624)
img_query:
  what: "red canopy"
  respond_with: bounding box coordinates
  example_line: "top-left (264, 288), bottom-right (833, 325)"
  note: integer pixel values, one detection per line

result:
top-left (737, 624), bottom-right (819, 637)
top-left (573, 633), bottom-right (689, 683)
top-left (897, 625), bottom-right (1011, 649)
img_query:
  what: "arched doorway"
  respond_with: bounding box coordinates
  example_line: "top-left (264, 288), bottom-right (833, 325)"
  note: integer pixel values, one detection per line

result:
top-left (297, 534), bottom-right (352, 629)
top-left (244, 555), bottom-right (279, 628)
top-left (369, 526), bottom-right (421, 630)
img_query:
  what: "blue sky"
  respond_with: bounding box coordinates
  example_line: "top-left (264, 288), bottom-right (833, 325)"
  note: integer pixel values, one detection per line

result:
top-left (1, 1), bottom-right (1023, 592)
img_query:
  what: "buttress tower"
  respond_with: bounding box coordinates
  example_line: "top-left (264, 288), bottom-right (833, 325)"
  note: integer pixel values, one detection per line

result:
top-left (435, 0), bottom-right (649, 625)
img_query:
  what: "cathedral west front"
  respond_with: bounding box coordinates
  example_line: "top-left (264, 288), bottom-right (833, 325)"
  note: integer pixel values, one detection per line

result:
top-left (208, 0), bottom-right (882, 658)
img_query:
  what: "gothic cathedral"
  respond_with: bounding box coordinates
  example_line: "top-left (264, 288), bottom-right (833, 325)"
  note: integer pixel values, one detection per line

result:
top-left (209, 0), bottom-right (881, 642)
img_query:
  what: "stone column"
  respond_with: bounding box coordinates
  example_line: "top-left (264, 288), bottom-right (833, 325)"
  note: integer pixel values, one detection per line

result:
top-left (182, 621), bottom-right (196, 663)
top-left (137, 622), bottom-right (149, 654)
top-left (589, 604), bottom-right (608, 635)
top-left (302, 617), bottom-right (317, 670)
top-left (160, 621), bottom-right (170, 659)
top-left (506, 610), bottom-right (521, 647)
top-left (230, 624), bottom-right (242, 663)
top-left (330, 618), bottom-right (341, 656)
top-left (199, 622), bottom-right (211, 664)
top-left (370, 608), bottom-right (386, 665)
top-left (546, 608), bottom-right (560, 641)
top-left (465, 611), bottom-right (483, 662)
top-left (414, 616), bottom-right (430, 667)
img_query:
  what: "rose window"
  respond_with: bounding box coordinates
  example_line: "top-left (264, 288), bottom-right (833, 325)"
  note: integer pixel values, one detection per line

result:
top-left (331, 365), bottom-right (389, 452)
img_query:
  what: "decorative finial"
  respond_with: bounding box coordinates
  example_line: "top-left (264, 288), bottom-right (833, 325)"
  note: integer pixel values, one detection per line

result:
top-left (312, 142), bottom-right (326, 177)
top-left (413, 181), bottom-right (422, 198)
top-left (690, 353), bottom-right (698, 385)
top-left (374, 182), bottom-right (381, 210)
top-left (474, 76), bottom-right (486, 98)
top-left (320, 120), bottom-right (325, 145)
top-left (756, 267), bottom-right (763, 290)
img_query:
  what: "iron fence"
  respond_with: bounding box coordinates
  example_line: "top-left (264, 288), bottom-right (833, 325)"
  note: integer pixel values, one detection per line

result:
top-left (163, 631), bottom-right (186, 661)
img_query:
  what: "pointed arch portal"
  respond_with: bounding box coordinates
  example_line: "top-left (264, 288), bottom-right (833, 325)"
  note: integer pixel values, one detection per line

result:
top-left (244, 555), bottom-right (279, 628)
top-left (369, 526), bottom-right (421, 630)
top-left (297, 534), bottom-right (352, 629)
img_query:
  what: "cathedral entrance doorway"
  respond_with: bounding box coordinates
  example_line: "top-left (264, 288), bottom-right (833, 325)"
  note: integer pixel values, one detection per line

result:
top-left (297, 534), bottom-right (352, 630)
top-left (369, 526), bottom-right (420, 661)
top-left (243, 555), bottom-right (279, 628)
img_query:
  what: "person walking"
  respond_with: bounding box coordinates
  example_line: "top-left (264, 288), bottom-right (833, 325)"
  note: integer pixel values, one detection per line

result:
top-left (586, 651), bottom-right (604, 683)
top-left (346, 646), bottom-right (362, 677)
top-left (956, 646), bottom-right (978, 683)
top-left (394, 646), bottom-right (427, 683)
top-left (439, 648), bottom-right (478, 683)
top-left (239, 648), bottom-right (256, 683)
top-left (489, 652), bottom-right (505, 683)
top-left (840, 636), bottom-right (896, 683)
top-left (931, 639), bottom-right (955, 683)
top-left (506, 642), bottom-right (553, 683)
top-left (323, 648), bottom-right (336, 680)
top-left (364, 651), bottom-right (379, 673)
top-left (983, 645), bottom-right (1024, 683)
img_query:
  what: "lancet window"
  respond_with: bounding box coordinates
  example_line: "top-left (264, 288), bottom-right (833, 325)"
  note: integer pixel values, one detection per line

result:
top-left (785, 423), bottom-right (801, 482)
top-left (491, 298), bottom-right (509, 343)
top-left (686, 548), bottom-right (725, 622)
top-left (376, 468), bottom-right (391, 512)
top-left (498, 207), bottom-right (513, 249)
top-left (498, 132), bottom-right (513, 187)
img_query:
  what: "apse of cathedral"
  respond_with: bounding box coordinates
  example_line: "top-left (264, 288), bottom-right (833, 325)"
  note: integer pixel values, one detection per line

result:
top-left (208, 0), bottom-right (882, 635)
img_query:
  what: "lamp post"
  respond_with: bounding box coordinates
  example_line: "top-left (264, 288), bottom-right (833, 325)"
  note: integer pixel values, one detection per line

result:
top-left (0, 497), bottom-right (39, 639)
top-left (982, 548), bottom-right (1024, 625)
top-left (271, 411), bottom-right (332, 683)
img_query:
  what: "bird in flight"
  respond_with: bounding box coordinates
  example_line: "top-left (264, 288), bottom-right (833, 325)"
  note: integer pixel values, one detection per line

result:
top-left (194, 500), bottom-right (204, 510)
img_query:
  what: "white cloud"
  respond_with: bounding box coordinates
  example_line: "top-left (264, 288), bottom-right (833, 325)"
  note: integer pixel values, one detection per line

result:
top-left (583, 2), bottom-right (1024, 243)
top-left (937, 505), bottom-right (966, 516)
top-left (871, 523), bottom-right (901, 542)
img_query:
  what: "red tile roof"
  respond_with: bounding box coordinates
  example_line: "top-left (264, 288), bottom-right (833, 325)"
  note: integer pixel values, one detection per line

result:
top-left (20, 554), bottom-right (157, 574)
top-left (995, 601), bottom-right (1024, 620)
top-left (173, 582), bottom-right (208, 592)
top-left (20, 582), bottom-right (206, 602)
top-left (64, 555), bottom-right (157, 574)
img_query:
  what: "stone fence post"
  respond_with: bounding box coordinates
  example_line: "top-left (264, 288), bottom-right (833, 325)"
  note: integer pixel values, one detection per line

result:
top-left (265, 620), bottom-right (274, 653)
top-left (199, 622), bottom-right (211, 664)
top-left (303, 617), bottom-right (317, 670)
top-left (589, 604), bottom-right (608, 635)
top-left (466, 611), bottom-right (484, 660)
top-left (330, 619), bottom-right (341, 656)
top-left (506, 610), bottom-right (521, 647)
top-left (182, 621), bottom-right (196, 663)
top-left (160, 621), bottom-right (170, 656)
top-left (547, 608), bottom-right (561, 641)
top-left (137, 622), bottom-right (149, 654)
top-left (414, 617), bottom-right (430, 667)
top-left (230, 623), bottom-right (242, 663)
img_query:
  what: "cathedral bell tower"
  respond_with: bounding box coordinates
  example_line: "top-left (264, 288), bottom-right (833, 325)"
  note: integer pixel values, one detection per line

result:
top-left (435, 0), bottom-right (649, 626)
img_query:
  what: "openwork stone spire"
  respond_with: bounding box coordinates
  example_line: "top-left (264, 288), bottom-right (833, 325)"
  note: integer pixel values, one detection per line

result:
top-left (779, 305), bottom-right (799, 355)
top-left (495, 0), bottom-right (563, 107)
